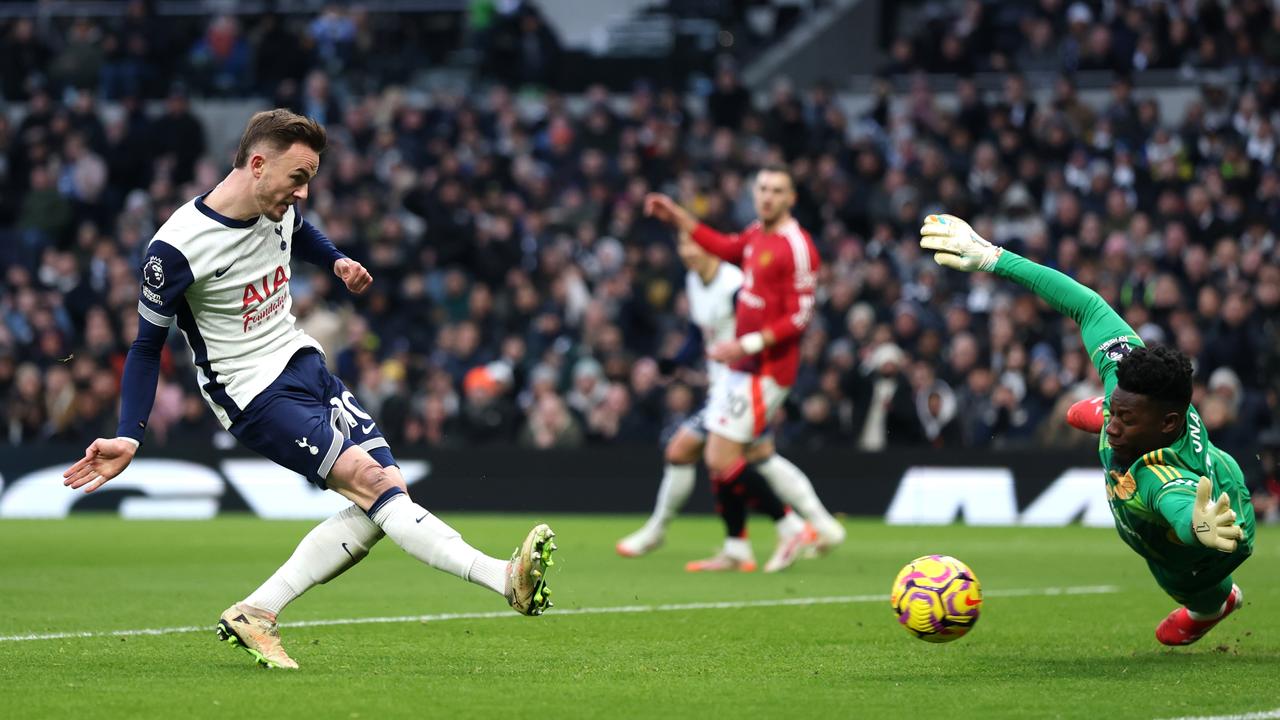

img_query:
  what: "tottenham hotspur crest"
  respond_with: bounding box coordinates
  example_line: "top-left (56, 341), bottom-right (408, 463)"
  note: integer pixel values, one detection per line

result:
top-left (143, 256), bottom-right (165, 289)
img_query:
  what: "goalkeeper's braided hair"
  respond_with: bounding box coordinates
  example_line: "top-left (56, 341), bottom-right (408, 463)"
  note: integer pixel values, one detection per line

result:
top-left (1116, 345), bottom-right (1193, 413)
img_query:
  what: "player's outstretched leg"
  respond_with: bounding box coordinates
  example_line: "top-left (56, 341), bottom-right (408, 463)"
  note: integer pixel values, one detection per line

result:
top-left (751, 450), bottom-right (845, 555)
top-left (218, 503), bottom-right (385, 669)
top-left (244, 504), bottom-right (385, 614)
top-left (331, 447), bottom-right (556, 616)
top-left (1156, 582), bottom-right (1244, 646)
top-left (618, 428), bottom-right (702, 557)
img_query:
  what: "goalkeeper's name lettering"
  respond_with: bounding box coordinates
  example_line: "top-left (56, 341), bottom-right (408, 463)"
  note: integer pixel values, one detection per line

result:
top-left (1186, 408), bottom-right (1204, 454)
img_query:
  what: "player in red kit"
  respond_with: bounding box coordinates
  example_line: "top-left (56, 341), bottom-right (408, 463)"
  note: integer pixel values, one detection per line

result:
top-left (644, 166), bottom-right (844, 571)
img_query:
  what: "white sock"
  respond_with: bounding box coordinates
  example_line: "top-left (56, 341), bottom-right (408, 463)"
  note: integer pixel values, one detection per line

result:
top-left (467, 555), bottom-right (510, 596)
top-left (370, 493), bottom-right (507, 596)
top-left (648, 463), bottom-right (696, 528)
top-left (776, 510), bottom-right (805, 539)
top-left (1188, 605), bottom-right (1224, 621)
top-left (244, 505), bottom-right (385, 617)
top-left (756, 455), bottom-right (841, 534)
top-left (723, 536), bottom-right (753, 560)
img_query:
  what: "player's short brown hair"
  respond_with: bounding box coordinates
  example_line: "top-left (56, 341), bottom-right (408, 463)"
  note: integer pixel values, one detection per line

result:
top-left (233, 109), bottom-right (327, 168)
top-left (756, 164), bottom-right (795, 191)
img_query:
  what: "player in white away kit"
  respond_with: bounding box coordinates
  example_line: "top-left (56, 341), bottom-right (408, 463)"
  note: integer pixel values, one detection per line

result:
top-left (616, 232), bottom-right (844, 572)
top-left (62, 110), bottom-right (555, 670)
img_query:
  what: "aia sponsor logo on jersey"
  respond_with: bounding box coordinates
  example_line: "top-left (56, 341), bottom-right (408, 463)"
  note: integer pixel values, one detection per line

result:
top-left (241, 266), bottom-right (289, 309)
top-left (241, 265), bottom-right (290, 332)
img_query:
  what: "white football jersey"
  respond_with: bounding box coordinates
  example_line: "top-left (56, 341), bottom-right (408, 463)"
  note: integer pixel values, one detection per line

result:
top-left (137, 195), bottom-right (321, 428)
top-left (686, 261), bottom-right (742, 386)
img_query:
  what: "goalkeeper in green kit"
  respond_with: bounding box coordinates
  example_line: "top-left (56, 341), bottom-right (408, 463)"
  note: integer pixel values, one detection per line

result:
top-left (920, 214), bottom-right (1255, 646)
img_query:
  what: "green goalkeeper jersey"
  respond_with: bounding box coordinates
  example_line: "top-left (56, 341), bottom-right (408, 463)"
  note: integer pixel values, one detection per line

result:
top-left (993, 252), bottom-right (1255, 569)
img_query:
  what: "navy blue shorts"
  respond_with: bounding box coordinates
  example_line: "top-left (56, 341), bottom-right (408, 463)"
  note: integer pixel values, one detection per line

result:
top-left (230, 349), bottom-right (397, 487)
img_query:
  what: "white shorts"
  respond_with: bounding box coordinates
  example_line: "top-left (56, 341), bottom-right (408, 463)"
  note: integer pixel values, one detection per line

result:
top-left (678, 405), bottom-right (773, 443)
top-left (702, 370), bottom-right (788, 444)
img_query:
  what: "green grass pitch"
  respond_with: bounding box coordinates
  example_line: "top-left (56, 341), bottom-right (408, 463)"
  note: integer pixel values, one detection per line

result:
top-left (1, 515), bottom-right (1275, 719)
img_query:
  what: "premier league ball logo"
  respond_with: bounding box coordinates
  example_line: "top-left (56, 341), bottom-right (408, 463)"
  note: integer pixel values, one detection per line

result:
top-left (143, 256), bottom-right (165, 289)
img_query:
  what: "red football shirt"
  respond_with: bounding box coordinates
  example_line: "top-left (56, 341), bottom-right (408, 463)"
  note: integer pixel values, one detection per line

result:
top-left (691, 218), bottom-right (819, 387)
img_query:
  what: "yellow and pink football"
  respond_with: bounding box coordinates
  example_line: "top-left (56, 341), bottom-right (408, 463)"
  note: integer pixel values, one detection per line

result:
top-left (890, 555), bottom-right (983, 643)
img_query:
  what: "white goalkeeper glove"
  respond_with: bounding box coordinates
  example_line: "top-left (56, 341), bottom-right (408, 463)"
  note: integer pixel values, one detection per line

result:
top-left (919, 214), bottom-right (1002, 272)
top-left (1192, 477), bottom-right (1243, 553)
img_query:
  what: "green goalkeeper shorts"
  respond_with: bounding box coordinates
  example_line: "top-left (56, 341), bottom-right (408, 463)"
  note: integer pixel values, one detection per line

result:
top-left (1147, 549), bottom-right (1250, 614)
top-left (1147, 450), bottom-right (1256, 614)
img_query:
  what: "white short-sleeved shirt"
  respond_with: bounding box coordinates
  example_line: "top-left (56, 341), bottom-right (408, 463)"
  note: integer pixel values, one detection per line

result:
top-left (686, 261), bottom-right (742, 387)
top-left (136, 194), bottom-right (321, 428)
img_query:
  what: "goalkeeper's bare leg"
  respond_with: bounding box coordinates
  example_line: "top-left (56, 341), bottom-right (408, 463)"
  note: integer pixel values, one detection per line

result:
top-left (218, 447), bottom-right (555, 669)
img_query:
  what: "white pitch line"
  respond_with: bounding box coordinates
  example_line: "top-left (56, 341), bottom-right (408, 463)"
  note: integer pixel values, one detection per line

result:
top-left (0, 585), bottom-right (1119, 643)
top-left (1158, 710), bottom-right (1280, 720)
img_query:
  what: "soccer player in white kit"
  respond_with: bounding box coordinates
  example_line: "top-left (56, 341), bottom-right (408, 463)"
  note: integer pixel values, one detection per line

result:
top-left (615, 232), bottom-right (844, 572)
top-left (62, 110), bottom-right (556, 669)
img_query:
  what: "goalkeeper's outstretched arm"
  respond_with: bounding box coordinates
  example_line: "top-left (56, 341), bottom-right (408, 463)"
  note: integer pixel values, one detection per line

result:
top-left (920, 214), bottom-right (1142, 389)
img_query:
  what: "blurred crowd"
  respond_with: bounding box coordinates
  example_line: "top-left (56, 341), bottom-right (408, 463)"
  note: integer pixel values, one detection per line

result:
top-left (0, 5), bottom-right (1278, 503)
top-left (0, 1), bottom-right (467, 102)
top-left (885, 0), bottom-right (1280, 78)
